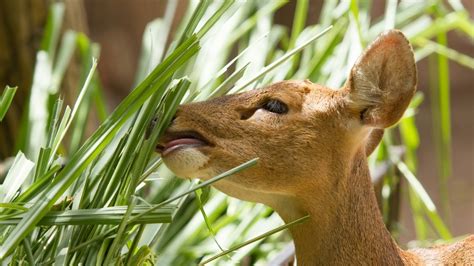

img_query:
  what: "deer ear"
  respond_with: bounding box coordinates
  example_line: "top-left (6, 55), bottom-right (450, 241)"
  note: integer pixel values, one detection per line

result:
top-left (346, 30), bottom-right (417, 128)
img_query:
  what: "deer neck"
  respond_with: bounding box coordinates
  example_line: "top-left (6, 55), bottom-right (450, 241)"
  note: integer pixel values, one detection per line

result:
top-left (270, 149), bottom-right (404, 265)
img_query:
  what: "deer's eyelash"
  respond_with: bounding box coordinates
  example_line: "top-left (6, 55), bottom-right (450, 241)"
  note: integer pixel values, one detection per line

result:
top-left (261, 99), bottom-right (289, 114)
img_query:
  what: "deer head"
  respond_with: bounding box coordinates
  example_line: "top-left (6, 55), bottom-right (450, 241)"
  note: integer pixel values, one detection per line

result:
top-left (157, 30), bottom-right (416, 208)
top-left (156, 30), bottom-right (474, 265)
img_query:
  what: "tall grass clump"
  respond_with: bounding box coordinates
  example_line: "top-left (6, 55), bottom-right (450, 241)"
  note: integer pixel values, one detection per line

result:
top-left (0, 0), bottom-right (473, 265)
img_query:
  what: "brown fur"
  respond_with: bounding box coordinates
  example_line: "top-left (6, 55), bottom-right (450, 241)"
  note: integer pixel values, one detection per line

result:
top-left (158, 30), bottom-right (473, 265)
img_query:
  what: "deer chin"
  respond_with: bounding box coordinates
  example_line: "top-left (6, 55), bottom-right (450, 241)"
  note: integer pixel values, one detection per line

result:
top-left (161, 146), bottom-right (211, 179)
top-left (158, 129), bottom-right (215, 178)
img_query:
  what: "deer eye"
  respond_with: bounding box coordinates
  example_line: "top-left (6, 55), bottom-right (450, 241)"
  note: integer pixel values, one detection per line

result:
top-left (262, 99), bottom-right (288, 114)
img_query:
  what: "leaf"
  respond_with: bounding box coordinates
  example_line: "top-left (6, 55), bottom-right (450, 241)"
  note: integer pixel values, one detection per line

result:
top-left (199, 215), bottom-right (309, 265)
top-left (0, 86), bottom-right (17, 122)
top-left (0, 152), bottom-right (34, 203)
top-left (0, 205), bottom-right (174, 226)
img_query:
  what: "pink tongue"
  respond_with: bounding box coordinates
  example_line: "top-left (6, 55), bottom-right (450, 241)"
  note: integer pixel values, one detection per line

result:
top-left (164, 138), bottom-right (205, 151)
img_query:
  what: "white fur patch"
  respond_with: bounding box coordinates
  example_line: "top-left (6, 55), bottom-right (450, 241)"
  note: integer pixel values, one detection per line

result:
top-left (162, 147), bottom-right (210, 178)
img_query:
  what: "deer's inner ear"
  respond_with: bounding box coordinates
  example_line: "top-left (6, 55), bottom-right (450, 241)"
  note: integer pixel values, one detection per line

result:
top-left (346, 30), bottom-right (417, 129)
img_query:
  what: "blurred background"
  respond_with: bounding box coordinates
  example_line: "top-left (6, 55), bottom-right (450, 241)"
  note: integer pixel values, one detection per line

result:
top-left (0, 0), bottom-right (473, 263)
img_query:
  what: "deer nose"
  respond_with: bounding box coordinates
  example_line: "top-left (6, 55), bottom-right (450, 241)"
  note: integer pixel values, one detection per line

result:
top-left (169, 114), bottom-right (177, 125)
top-left (170, 108), bottom-right (183, 125)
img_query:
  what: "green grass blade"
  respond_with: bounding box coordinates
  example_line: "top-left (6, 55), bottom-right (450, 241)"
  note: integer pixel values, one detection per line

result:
top-left (232, 26), bottom-right (332, 93)
top-left (13, 165), bottom-right (61, 204)
top-left (176, 0), bottom-right (210, 44)
top-left (128, 158), bottom-right (259, 224)
top-left (0, 37), bottom-right (200, 259)
top-left (69, 34), bottom-right (101, 154)
top-left (384, 0), bottom-right (398, 30)
top-left (0, 152), bottom-right (34, 203)
top-left (289, 0), bottom-right (308, 50)
top-left (103, 198), bottom-right (137, 265)
top-left (226, 1), bottom-right (287, 46)
top-left (195, 189), bottom-right (227, 254)
top-left (414, 38), bottom-right (474, 69)
top-left (91, 77), bottom-right (108, 122)
top-left (199, 215), bottom-right (309, 265)
top-left (22, 239), bottom-right (35, 265)
top-left (209, 62), bottom-right (250, 99)
top-left (0, 203), bottom-right (28, 212)
top-left (65, 158), bottom-right (258, 254)
top-left (286, 0), bottom-right (309, 77)
top-left (0, 86), bottom-right (17, 122)
top-left (50, 30), bottom-right (77, 94)
top-left (40, 3), bottom-right (65, 60)
top-left (49, 59), bottom-right (97, 164)
top-left (349, 0), bottom-right (365, 48)
top-left (196, 0), bottom-right (235, 39)
top-left (408, 187), bottom-right (429, 240)
top-left (26, 51), bottom-right (52, 158)
top-left (397, 162), bottom-right (452, 239)
top-left (436, 31), bottom-right (452, 221)
top-left (0, 206), bottom-right (174, 226)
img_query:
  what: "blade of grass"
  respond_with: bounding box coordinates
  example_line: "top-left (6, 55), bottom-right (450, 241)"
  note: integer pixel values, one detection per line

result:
top-left (66, 158), bottom-right (258, 254)
top-left (0, 86), bottom-right (17, 122)
top-left (13, 164), bottom-right (62, 205)
top-left (384, 0), bottom-right (398, 30)
top-left (397, 162), bottom-right (452, 239)
top-left (103, 198), bottom-right (137, 265)
top-left (49, 58), bottom-right (98, 165)
top-left (128, 158), bottom-right (259, 224)
top-left (50, 30), bottom-right (77, 94)
top-left (196, 0), bottom-right (235, 39)
top-left (408, 187), bottom-right (429, 240)
top-left (124, 225), bottom-right (146, 265)
top-left (40, 3), bottom-right (65, 61)
top-left (0, 152), bottom-right (35, 202)
top-left (22, 239), bottom-right (34, 266)
top-left (226, 1), bottom-right (287, 46)
top-left (413, 38), bottom-right (474, 69)
top-left (108, 78), bottom-right (190, 258)
top-left (208, 62), bottom-right (250, 99)
top-left (91, 77), bottom-right (108, 122)
top-left (435, 30), bottom-right (452, 223)
top-left (199, 215), bottom-right (310, 265)
top-left (301, 19), bottom-right (346, 80)
top-left (69, 34), bottom-right (101, 154)
top-left (287, 0), bottom-right (308, 77)
top-left (195, 189), bottom-right (228, 254)
top-left (349, 0), bottom-right (365, 48)
top-left (0, 203), bottom-right (28, 212)
top-left (26, 51), bottom-right (52, 159)
top-left (289, 0), bottom-right (308, 50)
top-left (231, 26), bottom-right (332, 93)
top-left (138, 158), bottom-right (162, 185)
top-left (194, 33), bottom-right (270, 101)
top-left (0, 205), bottom-right (174, 226)
top-left (175, 0), bottom-right (210, 46)
top-left (0, 37), bottom-right (200, 259)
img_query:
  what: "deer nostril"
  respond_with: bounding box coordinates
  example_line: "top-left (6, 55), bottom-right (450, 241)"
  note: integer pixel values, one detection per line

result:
top-left (170, 114), bottom-right (178, 124)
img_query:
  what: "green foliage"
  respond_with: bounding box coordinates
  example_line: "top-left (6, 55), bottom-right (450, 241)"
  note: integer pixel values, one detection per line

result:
top-left (0, 0), bottom-right (472, 265)
top-left (0, 86), bottom-right (17, 122)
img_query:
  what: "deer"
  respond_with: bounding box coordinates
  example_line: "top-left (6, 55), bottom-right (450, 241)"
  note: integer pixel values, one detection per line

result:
top-left (155, 30), bottom-right (474, 265)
